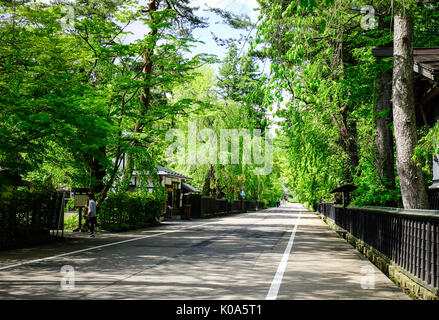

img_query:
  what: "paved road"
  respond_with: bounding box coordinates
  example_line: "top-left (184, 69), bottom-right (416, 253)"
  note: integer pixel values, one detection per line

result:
top-left (0, 203), bottom-right (409, 299)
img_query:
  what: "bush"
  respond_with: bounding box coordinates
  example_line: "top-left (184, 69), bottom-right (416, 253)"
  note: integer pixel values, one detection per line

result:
top-left (64, 214), bottom-right (79, 230)
top-left (65, 197), bottom-right (75, 211)
top-left (98, 191), bottom-right (164, 232)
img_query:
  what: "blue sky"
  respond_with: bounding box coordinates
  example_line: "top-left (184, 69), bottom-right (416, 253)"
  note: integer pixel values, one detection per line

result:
top-left (38, 0), bottom-right (280, 128)
top-left (38, 0), bottom-right (261, 64)
top-left (120, 0), bottom-right (260, 62)
top-left (190, 0), bottom-right (259, 60)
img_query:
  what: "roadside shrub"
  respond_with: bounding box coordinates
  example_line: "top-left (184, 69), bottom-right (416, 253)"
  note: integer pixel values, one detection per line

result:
top-left (98, 191), bottom-right (164, 232)
top-left (64, 214), bottom-right (78, 230)
top-left (65, 197), bottom-right (75, 211)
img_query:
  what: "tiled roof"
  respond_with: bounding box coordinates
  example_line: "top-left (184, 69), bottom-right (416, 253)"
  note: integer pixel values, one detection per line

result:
top-left (181, 182), bottom-right (200, 193)
top-left (156, 165), bottom-right (192, 180)
top-left (372, 47), bottom-right (439, 81)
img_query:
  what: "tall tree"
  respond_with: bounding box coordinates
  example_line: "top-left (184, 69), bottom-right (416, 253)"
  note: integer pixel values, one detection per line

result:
top-left (119, 0), bottom-right (209, 192)
top-left (254, 0), bottom-right (390, 203)
top-left (392, 10), bottom-right (429, 209)
top-left (0, 0), bottom-right (214, 205)
top-left (217, 43), bottom-right (268, 130)
top-left (375, 69), bottom-right (396, 190)
top-left (0, 0), bottom-right (112, 188)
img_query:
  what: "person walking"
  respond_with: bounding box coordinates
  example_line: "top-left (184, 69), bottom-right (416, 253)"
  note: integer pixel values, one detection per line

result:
top-left (86, 193), bottom-right (97, 238)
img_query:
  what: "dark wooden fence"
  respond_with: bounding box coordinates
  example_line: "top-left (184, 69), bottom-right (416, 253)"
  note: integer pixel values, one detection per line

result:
top-left (316, 202), bottom-right (439, 294)
top-left (186, 195), bottom-right (264, 218)
top-left (0, 191), bottom-right (64, 249)
top-left (428, 190), bottom-right (439, 210)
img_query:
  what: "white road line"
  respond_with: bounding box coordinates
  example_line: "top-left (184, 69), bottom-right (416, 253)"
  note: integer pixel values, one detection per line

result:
top-left (265, 210), bottom-right (302, 300)
top-left (0, 220), bottom-right (219, 272)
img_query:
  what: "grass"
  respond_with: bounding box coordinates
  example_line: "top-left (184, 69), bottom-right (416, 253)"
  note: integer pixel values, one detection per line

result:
top-left (64, 213), bottom-right (79, 230)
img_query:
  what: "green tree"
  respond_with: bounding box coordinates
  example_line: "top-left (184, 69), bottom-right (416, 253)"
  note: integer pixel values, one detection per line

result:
top-left (254, 0), bottom-right (439, 207)
top-left (0, 0), bottom-right (215, 207)
top-left (0, 0), bottom-right (113, 189)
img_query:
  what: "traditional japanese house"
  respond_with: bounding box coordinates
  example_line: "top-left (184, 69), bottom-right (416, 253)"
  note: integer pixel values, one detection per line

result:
top-left (156, 165), bottom-right (194, 215)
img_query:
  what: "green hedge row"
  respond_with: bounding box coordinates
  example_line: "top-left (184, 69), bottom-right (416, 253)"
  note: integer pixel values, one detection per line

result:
top-left (98, 192), bottom-right (163, 232)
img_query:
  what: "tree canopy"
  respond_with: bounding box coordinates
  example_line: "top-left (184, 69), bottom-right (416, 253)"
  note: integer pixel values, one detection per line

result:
top-left (2, 0), bottom-right (439, 209)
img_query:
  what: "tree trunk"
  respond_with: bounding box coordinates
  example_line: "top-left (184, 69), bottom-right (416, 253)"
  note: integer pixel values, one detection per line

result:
top-left (120, 0), bottom-right (157, 190)
top-left (392, 14), bottom-right (429, 209)
top-left (89, 146), bottom-right (106, 194)
top-left (120, 152), bottom-right (135, 191)
top-left (97, 151), bottom-right (123, 208)
top-left (202, 165), bottom-right (215, 196)
top-left (339, 106), bottom-right (359, 182)
top-left (375, 70), bottom-right (396, 189)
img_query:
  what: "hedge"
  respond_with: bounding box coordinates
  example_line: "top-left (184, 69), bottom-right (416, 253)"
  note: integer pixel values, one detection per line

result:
top-left (98, 192), bottom-right (163, 232)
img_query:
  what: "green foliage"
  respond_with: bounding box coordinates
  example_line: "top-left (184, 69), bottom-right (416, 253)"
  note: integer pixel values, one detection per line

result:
top-left (3, 0), bottom-right (439, 213)
top-left (413, 125), bottom-right (434, 187)
top-left (351, 153), bottom-right (401, 207)
top-left (0, 0), bottom-right (109, 180)
top-left (0, 0), bottom-right (216, 204)
top-left (65, 197), bottom-right (76, 211)
top-left (164, 53), bottom-right (283, 206)
top-left (414, 1), bottom-right (439, 46)
top-left (207, 7), bottom-right (253, 30)
top-left (98, 190), bottom-right (165, 232)
top-left (64, 214), bottom-right (79, 230)
top-left (253, 0), bottom-right (439, 207)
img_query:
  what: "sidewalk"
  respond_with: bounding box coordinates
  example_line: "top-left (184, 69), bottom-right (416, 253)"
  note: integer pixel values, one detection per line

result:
top-left (272, 206), bottom-right (410, 299)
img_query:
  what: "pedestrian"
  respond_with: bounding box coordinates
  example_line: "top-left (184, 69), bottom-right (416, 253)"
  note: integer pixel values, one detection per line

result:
top-left (84, 203), bottom-right (90, 232)
top-left (86, 193), bottom-right (97, 238)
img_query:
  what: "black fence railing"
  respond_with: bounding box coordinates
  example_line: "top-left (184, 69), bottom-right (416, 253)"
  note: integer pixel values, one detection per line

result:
top-left (316, 202), bottom-right (439, 294)
top-left (0, 190), bottom-right (64, 249)
top-left (187, 195), bottom-right (264, 218)
top-left (428, 190), bottom-right (439, 210)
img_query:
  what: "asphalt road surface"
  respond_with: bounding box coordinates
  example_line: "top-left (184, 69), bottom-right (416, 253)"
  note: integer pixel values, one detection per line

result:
top-left (0, 203), bottom-right (409, 300)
